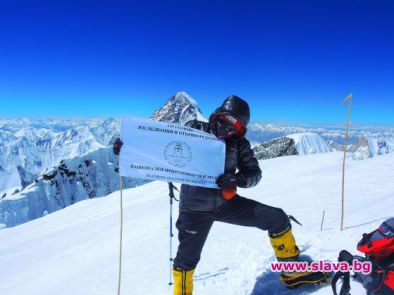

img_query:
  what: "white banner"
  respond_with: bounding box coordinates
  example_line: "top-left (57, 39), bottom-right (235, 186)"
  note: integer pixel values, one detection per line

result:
top-left (119, 116), bottom-right (225, 188)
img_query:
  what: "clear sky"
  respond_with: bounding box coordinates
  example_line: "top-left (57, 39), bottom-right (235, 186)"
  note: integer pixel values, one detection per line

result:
top-left (0, 0), bottom-right (393, 125)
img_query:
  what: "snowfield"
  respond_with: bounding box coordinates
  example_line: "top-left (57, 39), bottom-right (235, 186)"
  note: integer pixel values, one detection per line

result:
top-left (1, 152), bottom-right (393, 295)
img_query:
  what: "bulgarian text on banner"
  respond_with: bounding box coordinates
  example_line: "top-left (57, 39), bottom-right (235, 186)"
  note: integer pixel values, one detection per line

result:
top-left (119, 116), bottom-right (225, 188)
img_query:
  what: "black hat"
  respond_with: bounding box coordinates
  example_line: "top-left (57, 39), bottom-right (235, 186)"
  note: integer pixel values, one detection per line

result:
top-left (210, 95), bottom-right (250, 128)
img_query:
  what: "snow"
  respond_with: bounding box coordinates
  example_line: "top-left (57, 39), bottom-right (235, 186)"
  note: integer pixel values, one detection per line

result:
top-left (0, 118), bottom-right (118, 192)
top-left (0, 93), bottom-right (207, 193)
top-left (367, 135), bottom-right (394, 157)
top-left (0, 169), bottom-right (21, 195)
top-left (150, 92), bottom-right (208, 124)
top-left (1, 152), bottom-right (393, 295)
top-left (0, 148), bottom-right (144, 227)
top-left (1, 115), bottom-right (392, 195)
top-left (287, 133), bottom-right (331, 155)
top-left (248, 123), bottom-right (394, 149)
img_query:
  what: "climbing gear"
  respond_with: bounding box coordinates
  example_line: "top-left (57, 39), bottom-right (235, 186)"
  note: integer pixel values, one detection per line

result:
top-left (210, 112), bottom-right (244, 138)
top-left (221, 187), bottom-right (237, 200)
top-left (269, 220), bottom-right (329, 288)
top-left (168, 182), bottom-right (179, 286)
top-left (280, 269), bottom-right (330, 289)
top-left (332, 218), bottom-right (394, 295)
top-left (173, 267), bottom-right (195, 295)
top-left (209, 95), bottom-right (250, 129)
top-left (216, 172), bottom-right (238, 189)
top-left (269, 227), bottom-right (300, 260)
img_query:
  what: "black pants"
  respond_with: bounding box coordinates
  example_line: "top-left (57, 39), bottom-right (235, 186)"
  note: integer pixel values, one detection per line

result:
top-left (173, 195), bottom-right (290, 271)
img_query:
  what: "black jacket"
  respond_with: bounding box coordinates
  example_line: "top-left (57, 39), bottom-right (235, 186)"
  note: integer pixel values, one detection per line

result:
top-left (179, 120), bottom-right (262, 212)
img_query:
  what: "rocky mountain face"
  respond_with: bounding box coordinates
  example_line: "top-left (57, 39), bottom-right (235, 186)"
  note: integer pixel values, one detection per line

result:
top-left (0, 148), bottom-right (145, 227)
top-left (327, 140), bottom-right (344, 152)
top-left (0, 92), bottom-right (204, 195)
top-left (348, 136), bottom-right (370, 160)
top-left (149, 91), bottom-right (207, 125)
top-left (252, 132), bottom-right (331, 160)
top-left (0, 118), bottom-right (119, 193)
top-left (367, 135), bottom-right (394, 157)
top-left (328, 135), bottom-right (394, 160)
top-left (0, 91), bottom-right (205, 228)
top-left (253, 137), bottom-right (298, 160)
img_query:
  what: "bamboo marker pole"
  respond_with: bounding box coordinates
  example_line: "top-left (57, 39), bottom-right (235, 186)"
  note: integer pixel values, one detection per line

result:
top-left (320, 210), bottom-right (325, 231)
top-left (340, 93), bottom-right (353, 231)
top-left (118, 175), bottom-right (124, 295)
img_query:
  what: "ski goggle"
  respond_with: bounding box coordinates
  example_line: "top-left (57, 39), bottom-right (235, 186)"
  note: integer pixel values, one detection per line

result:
top-left (212, 113), bottom-right (244, 137)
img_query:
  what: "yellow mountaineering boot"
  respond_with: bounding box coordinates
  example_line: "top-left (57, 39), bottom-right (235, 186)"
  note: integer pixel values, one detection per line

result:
top-left (269, 227), bottom-right (300, 260)
top-left (269, 227), bottom-right (328, 288)
top-left (173, 267), bottom-right (195, 295)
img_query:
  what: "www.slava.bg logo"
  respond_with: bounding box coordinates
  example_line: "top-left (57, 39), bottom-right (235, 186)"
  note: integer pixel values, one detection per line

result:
top-left (164, 140), bottom-right (192, 168)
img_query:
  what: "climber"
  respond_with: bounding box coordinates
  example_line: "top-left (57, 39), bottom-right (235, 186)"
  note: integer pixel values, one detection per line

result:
top-left (113, 95), bottom-right (328, 295)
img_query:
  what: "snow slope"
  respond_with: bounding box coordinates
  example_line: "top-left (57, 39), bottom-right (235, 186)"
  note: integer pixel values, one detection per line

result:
top-left (1, 153), bottom-right (394, 295)
top-left (287, 133), bottom-right (331, 156)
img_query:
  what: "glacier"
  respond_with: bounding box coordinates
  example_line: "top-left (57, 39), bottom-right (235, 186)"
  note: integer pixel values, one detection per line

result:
top-left (0, 148), bottom-right (145, 228)
top-left (0, 117), bottom-right (119, 193)
top-left (286, 133), bottom-right (331, 156)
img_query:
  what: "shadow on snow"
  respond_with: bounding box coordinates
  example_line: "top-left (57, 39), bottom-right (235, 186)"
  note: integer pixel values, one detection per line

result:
top-left (250, 255), bottom-right (330, 295)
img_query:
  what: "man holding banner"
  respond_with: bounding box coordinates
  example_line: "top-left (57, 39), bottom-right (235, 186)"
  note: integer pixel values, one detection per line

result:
top-left (114, 96), bottom-right (327, 294)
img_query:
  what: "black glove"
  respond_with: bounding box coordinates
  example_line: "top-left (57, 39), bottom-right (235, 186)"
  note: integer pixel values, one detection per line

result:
top-left (113, 138), bottom-right (123, 155)
top-left (216, 173), bottom-right (238, 189)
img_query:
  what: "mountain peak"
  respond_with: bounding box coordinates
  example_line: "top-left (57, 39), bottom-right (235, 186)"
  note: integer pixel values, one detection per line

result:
top-left (149, 91), bottom-right (207, 124)
top-left (171, 91), bottom-right (197, 105)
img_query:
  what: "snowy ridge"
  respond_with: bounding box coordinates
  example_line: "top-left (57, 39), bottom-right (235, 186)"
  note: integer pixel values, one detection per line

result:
top-left (247, 122), bottom-right (394, 151)
top-left (253, 137), bottom-right (297, 160)
top-left (328, 135), bottom-right (394, 160)
top-left (1, 152), bottom-right (393, 294)
top-left (0, 118), bottom-right (119, 193)
top-left (287, 133), bottom-right (331, 156)
top-left (0, 148), bottom-right (144, 227)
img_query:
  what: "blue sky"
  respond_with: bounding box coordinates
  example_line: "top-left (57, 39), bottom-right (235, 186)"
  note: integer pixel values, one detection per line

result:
top-left (0, 0), bottom-right (393, 125)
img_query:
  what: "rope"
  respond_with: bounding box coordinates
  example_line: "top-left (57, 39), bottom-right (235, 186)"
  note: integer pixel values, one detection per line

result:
top-left (118, 175), bottom-right (124, 295)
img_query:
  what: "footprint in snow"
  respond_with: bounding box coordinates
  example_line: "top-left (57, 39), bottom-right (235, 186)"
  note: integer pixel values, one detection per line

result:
top-left (194, 267), bottom-right (229, 281)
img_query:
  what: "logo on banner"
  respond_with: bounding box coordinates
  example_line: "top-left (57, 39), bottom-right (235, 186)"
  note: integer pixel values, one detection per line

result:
top-left (164, 140), bottom-right (192, 168)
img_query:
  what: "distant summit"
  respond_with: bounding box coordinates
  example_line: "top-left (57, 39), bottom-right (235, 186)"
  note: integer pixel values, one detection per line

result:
top-left (150, 91), bottom-right (207, 125)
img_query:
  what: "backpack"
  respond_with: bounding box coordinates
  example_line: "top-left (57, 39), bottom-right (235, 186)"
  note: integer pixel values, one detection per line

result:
top-left (332, 218), bottom-right (394, 295)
